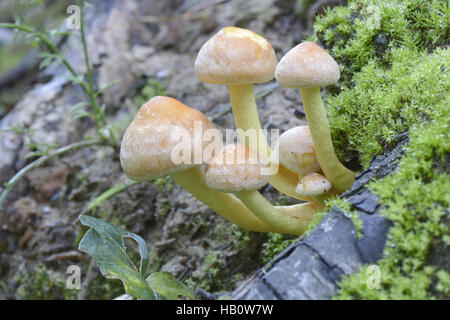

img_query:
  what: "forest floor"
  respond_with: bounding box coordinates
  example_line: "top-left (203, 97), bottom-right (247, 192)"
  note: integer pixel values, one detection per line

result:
top-left (0, 0), bottom-right (341, 299)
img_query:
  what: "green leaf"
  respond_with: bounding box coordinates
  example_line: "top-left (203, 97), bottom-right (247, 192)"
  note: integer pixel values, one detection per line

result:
top-left (37, 52), bottom-right (62, 70)
top-left (73, 110), bottom-right (93, 120)
top-left (95, 79), bottom-right (122, 97)
top-left (78, 215), bottom-right (157, 299)
top-left (146, 272), bottom-right (197, 300)
top-left (65, 74), bottom-right (86, 86)
top-left (125, 233), bottom-right (149, 277)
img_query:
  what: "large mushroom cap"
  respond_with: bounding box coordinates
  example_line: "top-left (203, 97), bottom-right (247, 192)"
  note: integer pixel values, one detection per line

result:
top-left (271, 126), bottom-right (321, 177)
top-left (275, 41), bottom-right (340, 88)
top-left (120, 96), bottom-right (216, 181)
top-left (295, 172), bottom-right (332, 196)
top-left (194, 27), bottom-right (278, 85)
top-left (205, 144), bottom-right (269, 193)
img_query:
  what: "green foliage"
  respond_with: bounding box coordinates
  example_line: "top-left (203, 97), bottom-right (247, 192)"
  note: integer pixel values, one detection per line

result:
top-left (336, 93), bottom-right (449, 299)
top-left (153, 176), bottom-right (174, 192)
top-left (309, 0), bottom-right (449, 299)
top-left (261, 233), bottom-right (296, 264)
top-left (302, 209), bottom-right (327, 237)
top-left (325, 197), bottom-right (363, 238)
top-left (146, 272), bottom-right (196, 300)
top-left (78, 215), bottom-right (196, 299)
top-left (312, 0), bottom-right (450, 167)
top-left (435, 270), bottom-right (450, 296)
top-left (133, 78), bottom-right (166, 108)
top-left (326, 47), bottom-right (450, 167)
top-left (0, 2), bottom-right (122, 209)
top-left (313, 0), bottom-right (449, 86)
top-left (2, 124), bottom-right (58, 159)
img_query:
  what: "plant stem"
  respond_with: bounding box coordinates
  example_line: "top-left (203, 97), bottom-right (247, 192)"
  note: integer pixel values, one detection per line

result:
top-left (87, 179), bottom-right (140, 212)
top-left (0, 20), bottom-right (117, 147)
top-left (227, 84), bottom-right (319, 203)
top-left (79, 6), bottom-right (118, 145)
top-left (269, 164), bottom-right (319, 203)
top-left (300, 87), bottom-right (356, 192)
top-left (236, 190), bottom-right (319, 235)
top-left (170, 166), bottom-right (276, 232)
top-left (0, 140), bottom-right (102, 208)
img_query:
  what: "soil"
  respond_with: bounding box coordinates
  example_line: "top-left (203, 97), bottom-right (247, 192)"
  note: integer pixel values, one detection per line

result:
top-left (0, 0), bottom-right (344, 299)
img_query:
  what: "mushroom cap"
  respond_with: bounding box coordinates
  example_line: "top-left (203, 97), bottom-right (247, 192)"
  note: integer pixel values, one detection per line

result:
top-left (205, 144), bottom-right (269, 193)
top-left (271, 126), bottom-right (320, 177)
top-left (194, 27), bottom-right (278, 85)
top-left (120, 96), bottom-right (216, 181)
top-left (275, 41), bottom-right (340, 88)
top-left (295, 172), bottom-right (332, 196)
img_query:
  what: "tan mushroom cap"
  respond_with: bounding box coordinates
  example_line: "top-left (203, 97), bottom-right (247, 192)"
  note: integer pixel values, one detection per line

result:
top-left (271, 126), bottom-right (320, 177)
top-left (295, 172), bottom-right (332, 196)
top-left (194, 27), bottom-right (278, 85)
top-left (120, 96), bottom-right (216, 181)
top-left (275, 41), bottom-right (340, 88)
top-left (205, 144), bottom-right (269, 193)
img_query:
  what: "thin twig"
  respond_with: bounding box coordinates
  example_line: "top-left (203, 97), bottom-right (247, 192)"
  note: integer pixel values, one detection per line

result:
top-left (0, 139), bottom-right (102, 208)
top-left (77, 260), bottom-right (97, 300)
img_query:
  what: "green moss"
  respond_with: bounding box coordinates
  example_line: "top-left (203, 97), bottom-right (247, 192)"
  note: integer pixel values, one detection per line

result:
top-left (312, 0), bottom-right (449, 167)
top-left (306, 0), bottom-right (449, 299)
top-left (261, 233), bottom-right (297, 264)
top-left (86, 275), bottom-right (124, 300)
top-left (153, 176), bottom-right (174, 192)
top-left (133, 78), bottom-right (166, 108)
top-left (13, 263), bottom-right (77, 300)
top-left (313, 0), bottom-right (449, 87)
top-left (324, 197), bottom-right (363, 238)
top-left (336, 99), bottom-right (449, 298)
top-left (326, 47), bottom-right (449, 167)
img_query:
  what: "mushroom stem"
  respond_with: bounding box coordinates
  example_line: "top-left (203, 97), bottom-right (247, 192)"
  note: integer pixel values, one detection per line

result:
top-left (235, 190), bottom-right (320, 235)
top-left (300, 87), bottom-right (355, 192)
top-left (269, 165), bottom-right (320, 204)
top-left (228, 84), bottom-right (270, 155)
top-left (228, 84), bottom-right (318, 203)
top-left (277, 202), bottom-right (322, 229)
top-left (171, 166), bottom-right (276, 233)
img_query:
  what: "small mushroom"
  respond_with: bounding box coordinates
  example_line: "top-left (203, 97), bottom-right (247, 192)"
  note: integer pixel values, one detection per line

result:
top-left (295, 172), bottom-right (332, 197)
top-left (120, 96), bottom-right (273, 232)
top-left (275, 42), bottom-right (355, 192)
top-left (205, 144), bottom-right (320, 235)
top-left (271, 125), bottom-right (320, 180)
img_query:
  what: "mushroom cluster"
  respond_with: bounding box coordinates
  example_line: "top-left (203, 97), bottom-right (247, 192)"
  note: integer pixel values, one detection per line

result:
top-left (120, 27), bottom-right (355, 235)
